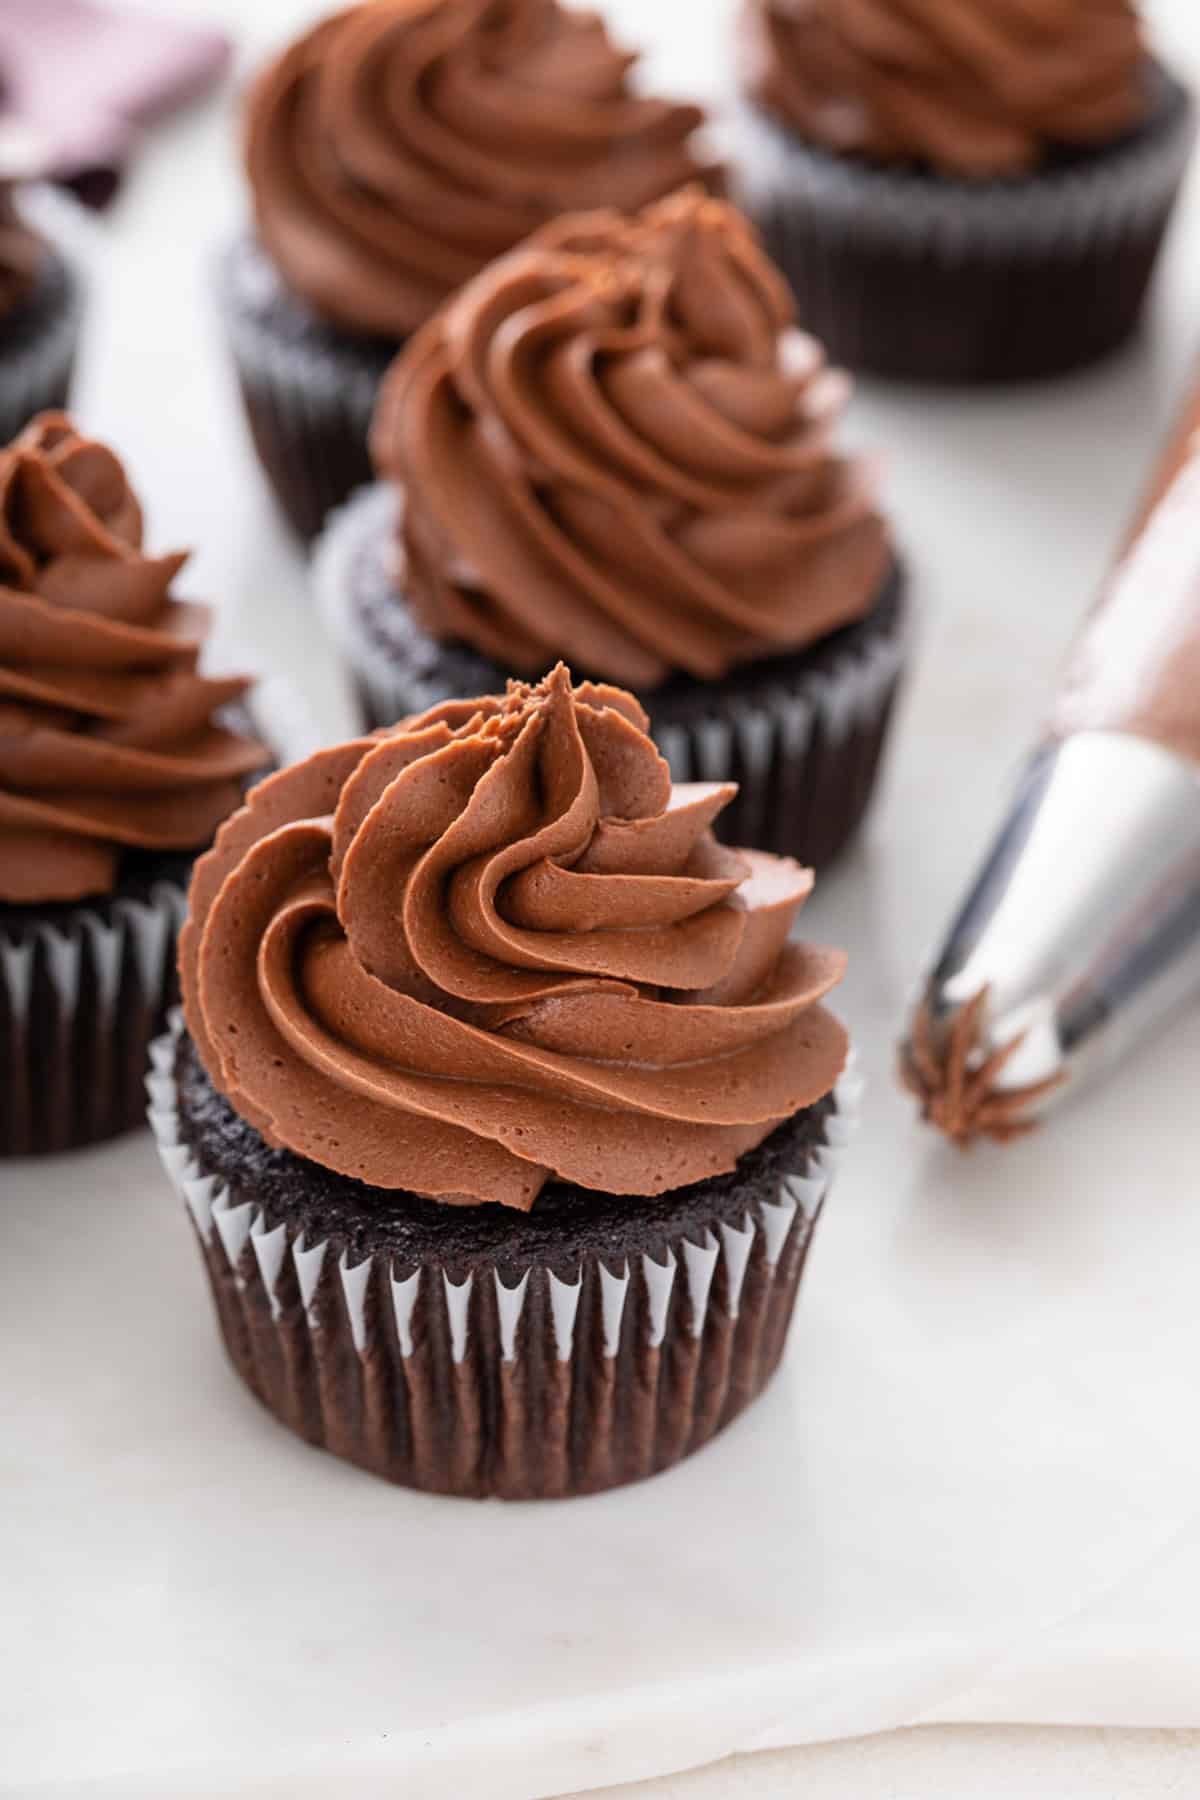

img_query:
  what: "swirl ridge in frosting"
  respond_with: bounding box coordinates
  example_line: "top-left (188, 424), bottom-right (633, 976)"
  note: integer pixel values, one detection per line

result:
top-left (180, 665), bottom-right (848, 1209)
top-left (739, 0), bottom-right (1148, 177)
top-left (371, 188), bottom-right (889, 688)
top-left (0, 414), bottom-right (270, 904)
top-left (245, 0), bottom-right (719, 338)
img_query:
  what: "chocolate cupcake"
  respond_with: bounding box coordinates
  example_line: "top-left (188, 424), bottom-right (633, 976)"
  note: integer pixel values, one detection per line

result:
top-left (0, 414), bottom-right (273, 1156)
top-left (316, 189), bottom-right (906, 867)
top-left (219, 0), bottom-right (720, 540)
top-left (150, 667), bottom-right (857, 1498)
top-left (734, 0), bottom-right (1195, 383)
top-left (0, 183), bottom-right (82, 441)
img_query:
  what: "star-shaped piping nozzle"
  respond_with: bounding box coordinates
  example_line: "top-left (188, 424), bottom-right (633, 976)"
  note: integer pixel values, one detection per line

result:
top-left (898, 986), bottom-right (1065, 1149)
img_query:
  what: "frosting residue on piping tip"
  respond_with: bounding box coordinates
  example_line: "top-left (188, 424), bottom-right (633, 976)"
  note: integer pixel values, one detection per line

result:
top-left (899, 986), bottom-right (1065, 1148)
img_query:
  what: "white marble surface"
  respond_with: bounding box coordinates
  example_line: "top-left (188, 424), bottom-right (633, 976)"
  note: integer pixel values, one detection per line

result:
top-left (5, 2), bottom-right (1200, 1797)
top-left (581, 1727), bottom-right (1200, 1800)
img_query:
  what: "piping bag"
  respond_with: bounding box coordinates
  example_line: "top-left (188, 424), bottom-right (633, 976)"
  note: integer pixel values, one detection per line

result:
top-left (901, 383), bottom-right (1200, 1145)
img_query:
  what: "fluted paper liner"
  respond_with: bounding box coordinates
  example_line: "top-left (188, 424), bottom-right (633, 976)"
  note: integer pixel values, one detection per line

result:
top-left (649, 607), bottom-right (905, 865)
top-left (733, 66), bottom-right (1195, 382)
top-left (315, 482), bottom-right (909, 868)
top-left (0, 188), bottom-right (87, 444)
top-left (218, 238), bottom-right (400, 541)
top-left (0, 253), bottom-right (82, 445)
top-left (0, 678), bottom-right (313, 1157)
top-left (148, 1014), bottom-right (861, 1499)
top-left (1, 880), bottom-right (185, 1155)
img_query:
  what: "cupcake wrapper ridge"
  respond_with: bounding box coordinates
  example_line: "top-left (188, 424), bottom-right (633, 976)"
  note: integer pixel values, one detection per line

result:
top-left (733, 67), bottom-right (1196, 383)
top-left (0, 250), bottom-right (83, 444)
top-left (0, 678), bottom-right (313, 1159)
top-left (2, 881), bottom-right (186, 1156)
top-left (148, 1011), bottom-right (861, 1500)
top-left (647, 604), bottom-right (906, 865)
top-left (315, 482), bottom-right (910, 868)
top-left (217, 240), bottom-right (400, 541)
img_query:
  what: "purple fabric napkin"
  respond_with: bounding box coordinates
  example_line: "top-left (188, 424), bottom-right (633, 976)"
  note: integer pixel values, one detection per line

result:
top-left (0, 1), bottom-right (232, 207)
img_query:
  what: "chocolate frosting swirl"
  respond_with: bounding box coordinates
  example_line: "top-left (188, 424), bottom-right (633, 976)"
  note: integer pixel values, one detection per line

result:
top-left (372, 190), bottom-right (889, 688)
top-left (0, 414), bottom-right (270, 904)
top-left (739, 0), bottom-right (1148, 177)
top-left (245, 0), bottom-right (718, 338)
top-left (0, 184), bottom-right (45, 319)
top-left (180, 667), bottom-right (848, 1210)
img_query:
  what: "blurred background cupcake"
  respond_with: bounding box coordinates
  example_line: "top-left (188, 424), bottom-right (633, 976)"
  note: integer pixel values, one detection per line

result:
top-left (0, 0), bottom-right (241, 441)
top-left (734, 0), bottom-right (1195, 383)
top-left (0, 173), bottom-right (82, 444)
top-left (155, 666), bottom-right (857, 1498)
top-left (219, 0), bottom-right (721, 541)
top-left (316, 188), bottom-right (907, 868)
top-left (0, 413), bottom-right (272, 1157)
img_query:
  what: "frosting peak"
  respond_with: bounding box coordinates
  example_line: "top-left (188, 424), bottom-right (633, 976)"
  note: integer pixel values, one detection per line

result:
top-left (740, 0), bottom-right (1148, 177)
top-left (245, 0), bottom-right (718, 338)
top-left (372, 190), bottom-right (889, 687)
top-left (0, 414), bottom-right (269, 904)
top-left (180, 666), bottom-right (848, 1208)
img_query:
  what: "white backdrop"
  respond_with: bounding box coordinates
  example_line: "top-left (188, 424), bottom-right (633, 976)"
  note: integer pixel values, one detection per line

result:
top-left (6, 3), bottom-right (1200, 1797)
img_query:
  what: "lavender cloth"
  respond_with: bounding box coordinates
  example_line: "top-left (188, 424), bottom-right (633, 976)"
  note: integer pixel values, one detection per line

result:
top-left (0, 1), bottom-right (231, 207)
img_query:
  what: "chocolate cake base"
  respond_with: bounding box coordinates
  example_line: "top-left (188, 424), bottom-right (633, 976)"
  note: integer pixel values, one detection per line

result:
top-left (149, 1024), bottom-right (853, 1500)
top-left (733, 66), bottom-right (1195, 384)
top-left (217, 235), bottom-right (404, 540)
top-left (315, 483), bottom-right (910, 870)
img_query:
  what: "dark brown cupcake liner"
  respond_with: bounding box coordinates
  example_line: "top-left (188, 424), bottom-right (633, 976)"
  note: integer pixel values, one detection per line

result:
top-left (0, 680), bottom-right (311, 1159)
top-left (148, 1012), bottom-right (859, 1499)
top-left (314, 482), bottom-right (910, 868)
top-left (732, 65), bottom-right (1195, 383)
top-left (644, 589), bottom-right (906, 866)
top-left (1, 881), bottom-right (186, 1156)
top-left (216, 236), bottom-right (403, 541)
top-left (0, 249), bottom-right (83, 444)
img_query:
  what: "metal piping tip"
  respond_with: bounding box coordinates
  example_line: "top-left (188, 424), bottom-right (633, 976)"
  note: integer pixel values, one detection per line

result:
top-left (901, 731), bottom-right (1200, 1146)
